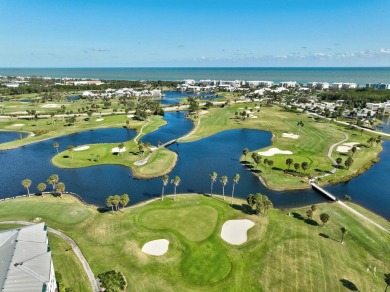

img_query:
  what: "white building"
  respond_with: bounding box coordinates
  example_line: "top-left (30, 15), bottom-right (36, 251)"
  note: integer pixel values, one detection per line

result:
top-left (3, 82), bottom-right (20, 88)
top-left (219, 80), bottom-right (244, 87)
top-left (366, 103), bottom-right (381, 112)
top-left (247, 81), bottom-right (274, 88)
top-left (0, 223), bottom-right (57, 292)
top-left (182, 79), bottom-right (196, 85)
top-left (342, 83), bottom-right (357, 89)
top-left (366, 83), bottom-right (390, 90)
top-left (307, 82), bottom-right (329, 90)
top-left (279, 81), bottom-right (297, 88)
top-left (200, 79), bottom-right (217, 86)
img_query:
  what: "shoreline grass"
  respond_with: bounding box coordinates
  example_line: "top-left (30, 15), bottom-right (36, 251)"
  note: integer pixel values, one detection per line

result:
top-left (0, 194), bottom-right (389, 291)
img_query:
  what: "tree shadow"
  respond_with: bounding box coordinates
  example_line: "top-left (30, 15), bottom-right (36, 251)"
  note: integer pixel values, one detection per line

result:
top-left (304, 219), bottom-right (319, 226)
top-left (292, 212), bottom-right (304, 221)
top-left (62, 155), bottom-right (70, 158)
top-left (340, 279), bottom-right (359, 291)
top-left (231, 203), bottom-right (254, 215)
top-left (319, 233), bottom-right (339, 242)
top-left (97, 207), bottom-right (109, 213)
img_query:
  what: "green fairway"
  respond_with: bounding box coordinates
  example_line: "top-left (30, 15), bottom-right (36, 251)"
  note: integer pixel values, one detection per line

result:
top-left (0, 194), bottom-right (389, 291)
top-left (180, 103), bottom-right (383, 190)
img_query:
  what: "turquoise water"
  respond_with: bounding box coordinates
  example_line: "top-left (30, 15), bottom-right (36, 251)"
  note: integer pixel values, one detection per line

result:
top-left (1, 67), bottom-right (390, 85)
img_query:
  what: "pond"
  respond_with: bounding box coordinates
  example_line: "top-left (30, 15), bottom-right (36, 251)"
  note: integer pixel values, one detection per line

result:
top-left (0, 131), bottom-right (28, 143)
top-left (160, 91), bottom-right (215, 106)
top-left (0, 112), bottom-right (389, 220)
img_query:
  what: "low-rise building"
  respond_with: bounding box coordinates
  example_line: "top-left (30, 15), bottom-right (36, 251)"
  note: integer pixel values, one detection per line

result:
top-left (279, 81), bottom-right (297, 88)
top-left (0, 223), bottom-right (57, 292)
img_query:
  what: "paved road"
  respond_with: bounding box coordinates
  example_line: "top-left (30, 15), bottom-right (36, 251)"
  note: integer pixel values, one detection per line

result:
top-left (0, 221), bottom-right (99, 292)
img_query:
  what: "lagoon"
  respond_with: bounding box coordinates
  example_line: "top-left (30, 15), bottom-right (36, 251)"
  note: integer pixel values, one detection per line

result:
top-left (0, 112), bottom-right (389, 220)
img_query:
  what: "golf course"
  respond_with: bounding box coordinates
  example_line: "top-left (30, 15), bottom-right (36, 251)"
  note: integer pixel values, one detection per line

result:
top-left (0, 194), bottom-right (389, 291)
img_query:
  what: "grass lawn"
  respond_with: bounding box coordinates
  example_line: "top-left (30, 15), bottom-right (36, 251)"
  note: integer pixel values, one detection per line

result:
top-left (0, 194), bottom-right (389, 291)
top-left (180, 103), bottom-right (383, 190)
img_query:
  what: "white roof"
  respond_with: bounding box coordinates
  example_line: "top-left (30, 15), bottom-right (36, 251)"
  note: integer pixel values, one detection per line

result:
top-left (0, 223), bottom-right (55, 291)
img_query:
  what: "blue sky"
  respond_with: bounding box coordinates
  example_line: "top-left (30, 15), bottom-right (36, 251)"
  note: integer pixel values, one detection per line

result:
top-left (1, 0), bottom-right (390, 67)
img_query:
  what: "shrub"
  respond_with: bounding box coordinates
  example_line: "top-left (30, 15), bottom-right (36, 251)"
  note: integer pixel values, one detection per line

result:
top-left (98, 270), bottom-right (126, 292)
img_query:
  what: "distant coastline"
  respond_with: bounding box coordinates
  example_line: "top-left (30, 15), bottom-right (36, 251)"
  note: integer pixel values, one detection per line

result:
top-left (1, 67), bottom-right (390, 84)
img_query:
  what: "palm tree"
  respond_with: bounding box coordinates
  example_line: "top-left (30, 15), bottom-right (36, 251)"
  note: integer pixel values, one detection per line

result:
top-left (286, 158), bottom-right (294, 170)
top-left (161, 174), bottom-right (169, 200)
top-left (340, 227), bottom-right (348, 244)
top-left (242, 148), bottom-right (249, 161)
top-left (113, 195), bottom-right (121, 211)
top-left (231, 174), bottom-right (240, 205)
top-left (311, 204), bottom-right (317, 212)
top-left (53, 142), bottom-right (59, 154)
top-left (220, 175), bottom-right (228, 200)
top-left (319, 213), bottom-right (330, 226)
top-left (336, 157), bottom-right (343, 169)
top-left (21, 179), bottom-right (32, 197)
top-left (294, 163), bottom-right (300, 172)
top-left (210, 171), bottom-right (217, 196)
top-left (138, 141), bottom-right (145, 156)
top-left (56, 182), bottom-right (65, 197)
top-left (120, 194), bottom-right (130, 209)
top-left (263, 158), bottom-right (269, 171)
top-left (37, 183), bottom-right (46, 195)
top-left (306, 209), bottom-right (313, 219)
top-left (268, 160), bottom-right (274, 173)
top-left (171, 176), bottom-right (181, 201)
top-left (106, 196), bottom-right (114, 211)
top-left (67, 145), bottom-right (74, 159)
top-left (118, 142), bottom-right (125, 156)
top-left (301, 162), bottom-right (309, 172)
top-left (351, 146), bottom-right (357, 156)
top-left (47, 174), bottom-right (59, 191)
top-left (384, 273), bottom-right (390, 292)
top-left (345, 157), bottom-right (354, 170)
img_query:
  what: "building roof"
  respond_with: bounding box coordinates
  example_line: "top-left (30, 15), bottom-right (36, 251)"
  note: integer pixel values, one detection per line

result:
top-left (0, 223), bottom-right (54, 291)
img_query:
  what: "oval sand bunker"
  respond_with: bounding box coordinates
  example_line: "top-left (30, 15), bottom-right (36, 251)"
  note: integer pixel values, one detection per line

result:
top-left (142, 239), bottom-right (169, 256)
top-left (221, 219), bottom-right (255, 245)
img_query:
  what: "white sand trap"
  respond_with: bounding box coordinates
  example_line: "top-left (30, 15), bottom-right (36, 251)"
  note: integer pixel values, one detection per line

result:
top-left (343, 142), bottom-right (360, 147)
top-left (149, 147), bottom-right (157, 151)
top-left (221, 219), bottom-right (255, 245)
top-left (112, 147), bottom-right (126, 153)
top-left (142, 239), bottom-right (169, 256)
top-left (41, 104), bottom-right (60, 108)
top-left (249, 115), bottom-right (258, 119)
top-left (282, 132), bottom-right (299, 139)
top-left (96, 118), bottom-right (104, 122)
top-left (258, 147), bottom-right (293, 157)
top-left (127, 115), bottom-right (134, 118)
top-left (336, 142), bottom-right (361, 153)
top-left (11, 123), bottom-right (25, 127)
top-left (74, 145), bottom-right (90, 151)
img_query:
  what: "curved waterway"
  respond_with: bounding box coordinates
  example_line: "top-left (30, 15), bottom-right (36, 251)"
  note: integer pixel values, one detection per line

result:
top-left (0, 131), bottom-right (28, 143)
top-left (0, 112), bottom-right (389, 220)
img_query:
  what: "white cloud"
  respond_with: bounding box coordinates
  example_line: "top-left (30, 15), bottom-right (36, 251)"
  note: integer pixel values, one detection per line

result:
top-left (380, 48), bottom-right (390, 54)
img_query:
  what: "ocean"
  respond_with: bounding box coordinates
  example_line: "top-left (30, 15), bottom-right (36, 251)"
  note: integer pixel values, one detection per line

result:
top-left (0, 67), bottom-right (389, 85)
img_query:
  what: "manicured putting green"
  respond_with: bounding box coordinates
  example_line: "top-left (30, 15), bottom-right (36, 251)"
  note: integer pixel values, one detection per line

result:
top-left (139, 205), bottom-right (218, 241)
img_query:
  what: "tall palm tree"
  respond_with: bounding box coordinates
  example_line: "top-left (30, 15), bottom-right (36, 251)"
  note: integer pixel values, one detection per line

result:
top-left (67, 145), bottom-right (74, 159)
top-left (171, 176), bottom-right (181, 201)
top-left (161, 174), bottom-right (169, 200)
top-left (210, 171), bottom-right (217, 196)
top-left (37, 183), bottom-right (46, 195)
top-left (340, 227), bottom-right (348, 244)
top-left (120, 194), bottom-right (130, 209)
top-left (21, 179), bottom-right (32, 197)
top-left (242, 148), bottom-right (249, 161)
top-left (106, 196), bottom-right (114, 211)
top-left (47, 174), bottom-right (59, 191)
top-left (53, 142), bottom-right (59, 154)
top-left (113, 195), bottom-right (121, 211)
top-left (56, 182), bottom-right (65, 198)
top-left (231, 174), bottom-right (240, 205)
top-left (220, 176), bottom-right (228, 200)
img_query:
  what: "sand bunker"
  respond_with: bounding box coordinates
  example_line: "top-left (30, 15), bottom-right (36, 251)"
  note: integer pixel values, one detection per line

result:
top-left (282, 132), bottom-right (299, 139)
top-left (142, 239), bottom-right (169, 256)
top-left (11, 123), bottom-right (25, 127)
top-left (112, 147), bottom-right (126, 153)
top-left (249, 115), bottom-right (258, 119)
top-left (221, 219), bottom-right (255, 245)
top-left (96, 118), bottom-right (104, 122)
top-left (258, 147), bottom-right (293, 156)
top-left (127, 114), bottom-right (135, 118)
top-left (336, 142), bottom-right (361, 153)
top-left (74, 145), bottom-right (90, 151)
top-left (41, 104), bottom-right (60, 108)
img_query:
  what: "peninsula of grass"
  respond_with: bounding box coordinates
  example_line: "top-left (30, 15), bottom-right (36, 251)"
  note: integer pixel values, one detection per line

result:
top-left (179, 103), bottom-right (383, 190)
top-left (0, 194), bottom-right (389, 291)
